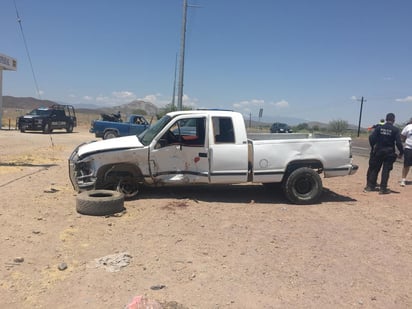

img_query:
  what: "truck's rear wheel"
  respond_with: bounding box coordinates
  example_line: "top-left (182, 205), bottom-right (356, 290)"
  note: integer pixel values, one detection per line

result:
top-left (283, 167), bottom-right (323, 204)
top-left (66, 123), bottom-right (74, 133)
top-left (103, 130), bottom-right (118, 139)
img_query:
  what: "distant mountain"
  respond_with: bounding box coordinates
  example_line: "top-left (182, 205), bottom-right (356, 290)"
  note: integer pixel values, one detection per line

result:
top-left (3, 96), bottom-right (158, 116)
top-left (103, 100), bottom-right (158, 116)
top-left (3, 96), bottom-right (57, 110)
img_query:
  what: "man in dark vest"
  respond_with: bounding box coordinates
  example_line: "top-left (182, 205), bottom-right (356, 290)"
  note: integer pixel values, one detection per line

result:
top-left (364, 113), bottom-right (403, 194)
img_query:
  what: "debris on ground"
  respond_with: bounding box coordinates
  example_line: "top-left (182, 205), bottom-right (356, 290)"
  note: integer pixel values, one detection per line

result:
top-left (89, 252), bottom-right (132, 272)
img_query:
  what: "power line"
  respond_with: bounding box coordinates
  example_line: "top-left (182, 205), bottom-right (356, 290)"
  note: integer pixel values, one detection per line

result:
top-left (13, 0), bottom-right (42, 99)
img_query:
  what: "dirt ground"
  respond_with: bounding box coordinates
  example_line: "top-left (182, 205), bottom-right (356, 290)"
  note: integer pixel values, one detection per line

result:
top-left (0, 127), bottom-right (411, 309)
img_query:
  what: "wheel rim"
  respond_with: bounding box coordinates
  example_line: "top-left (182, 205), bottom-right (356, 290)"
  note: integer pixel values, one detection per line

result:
top-left (294, 175), bottom-right (314, 195)
top-left (105, 132), bottom-right (116, 139)
top-left (116, 178), bottom-right (139, 198)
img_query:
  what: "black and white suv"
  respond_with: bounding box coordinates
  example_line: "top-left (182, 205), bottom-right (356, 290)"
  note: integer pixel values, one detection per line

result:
top-left (270, 122), bottom-right (293, 133)
top-left (18, 104), bottom-right (77, 133)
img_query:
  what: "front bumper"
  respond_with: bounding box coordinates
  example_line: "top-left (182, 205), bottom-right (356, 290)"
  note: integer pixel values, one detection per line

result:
top-left (349, 164), bottom-right (359, 175)
top-left (19, 121), bottom-right (43, 131)
top-left (68, 159), bottom-right (78, 191)
top-left (68, 144), bottom-right (96, 192)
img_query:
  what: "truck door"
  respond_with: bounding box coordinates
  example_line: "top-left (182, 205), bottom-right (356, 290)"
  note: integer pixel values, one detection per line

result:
top-left (209, 116), bottom-right (249, 183)
top-left (51, 110), bottom-right (66, 129)
top-left (149, 116), bottom-right (210, 184)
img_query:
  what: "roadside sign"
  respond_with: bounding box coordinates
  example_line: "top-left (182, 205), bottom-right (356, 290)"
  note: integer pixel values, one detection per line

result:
top-left (0, 53), bottom-right (17, 71)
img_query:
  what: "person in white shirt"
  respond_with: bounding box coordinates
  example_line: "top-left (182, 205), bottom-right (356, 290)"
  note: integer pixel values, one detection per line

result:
top-left (400, 118), bottom-right (412, 186)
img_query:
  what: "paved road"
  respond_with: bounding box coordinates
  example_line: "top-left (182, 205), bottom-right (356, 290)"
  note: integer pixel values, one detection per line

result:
top-left (351, 138), bottom-right (370, 157)
top-left (351, 137), bottom-right (403, 165)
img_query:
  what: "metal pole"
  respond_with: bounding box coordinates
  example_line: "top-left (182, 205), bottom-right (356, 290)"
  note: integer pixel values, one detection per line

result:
top-left (357, 96), bottom-right (364, 137)
top-left (0, 68), bottom-right (3, 129)
top-left (177, 0), bottom-right (188, 111)
top-left (171, 54), bottom-right (177, 111)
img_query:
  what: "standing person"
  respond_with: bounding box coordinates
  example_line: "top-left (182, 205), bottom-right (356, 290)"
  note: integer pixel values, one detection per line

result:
top-left (364, 113), bottom-right (403, 194)
top-left (366, 117), bottom-right (385, 182)
top-left (400, 118), bottom-right (412, 186)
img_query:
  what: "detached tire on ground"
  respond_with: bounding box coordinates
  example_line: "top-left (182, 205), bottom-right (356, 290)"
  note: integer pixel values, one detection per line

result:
top-left (76, 190), bottom-right (125, 216)
top-left (283, 167), bottom-right (323, 205)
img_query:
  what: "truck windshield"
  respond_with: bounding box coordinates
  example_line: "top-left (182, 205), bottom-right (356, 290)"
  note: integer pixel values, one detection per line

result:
top-left (28, 108), bottom-right (52, 116)
top-left (138, 115), bottom-right (172, 146)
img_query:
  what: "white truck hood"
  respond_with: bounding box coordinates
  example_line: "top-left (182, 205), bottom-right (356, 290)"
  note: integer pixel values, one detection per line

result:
top-left (78, 135), bottom-right (144, 157)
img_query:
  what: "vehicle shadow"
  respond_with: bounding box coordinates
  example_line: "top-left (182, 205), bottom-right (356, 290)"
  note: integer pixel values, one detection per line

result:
top-left (137, 184), bottom-right (356, 205)
top-left (0, 162), bottom-right (58, 168)
top-left (19, 131), bottom-right (79, 135)
top-left (319, 188), bottom-right (357, 203)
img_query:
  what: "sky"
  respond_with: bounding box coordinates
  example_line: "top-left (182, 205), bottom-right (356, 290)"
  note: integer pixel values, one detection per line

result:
top-left (1, 0), bottom-right (412, 126)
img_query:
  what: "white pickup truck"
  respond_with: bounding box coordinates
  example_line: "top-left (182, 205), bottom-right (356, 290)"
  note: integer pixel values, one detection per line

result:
top-left (69, 110), bottom-right (358, 204)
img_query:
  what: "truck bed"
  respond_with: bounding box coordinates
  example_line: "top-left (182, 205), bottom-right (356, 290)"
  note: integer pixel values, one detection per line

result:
top-left (246, 132), bottom-right (354, 184)
top-left (247, 132), bottom-right (341, 140)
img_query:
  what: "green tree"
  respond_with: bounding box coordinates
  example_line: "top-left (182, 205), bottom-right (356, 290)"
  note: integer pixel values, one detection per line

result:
top-left (296, 122), bottom-right (309, 131)
top-left (328, 119), bottom-right (348, 135)
top-left (312, 125), bottom-right (320, 132)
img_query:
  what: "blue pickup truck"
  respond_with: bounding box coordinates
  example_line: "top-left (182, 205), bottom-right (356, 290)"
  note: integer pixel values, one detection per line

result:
top-left (90, 114), bottom-right (150, 139)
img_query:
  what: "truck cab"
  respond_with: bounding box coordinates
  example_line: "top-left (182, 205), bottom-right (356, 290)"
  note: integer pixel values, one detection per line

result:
top-left (147, 110), bottom-right (249, 185)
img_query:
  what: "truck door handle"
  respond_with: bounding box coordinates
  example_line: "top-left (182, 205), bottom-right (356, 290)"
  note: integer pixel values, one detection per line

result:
top-left (199, 152), bottom-right (207, 158)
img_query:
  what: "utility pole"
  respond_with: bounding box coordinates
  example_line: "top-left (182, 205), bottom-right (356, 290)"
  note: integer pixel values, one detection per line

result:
top-left (171, 53), bottom-right (178, 111)
top-left (357, 96), bottom-right (366, 137)
top-left (177, 0), bottom-right (200, 111)
top-left (177, 0), bottom-right (188, 111)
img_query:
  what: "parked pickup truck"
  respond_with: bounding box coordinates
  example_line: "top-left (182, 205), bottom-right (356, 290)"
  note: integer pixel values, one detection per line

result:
top-left (90, 114), bottom-right (150, 139)
top-left (69, 110), bottom-right (358, 204)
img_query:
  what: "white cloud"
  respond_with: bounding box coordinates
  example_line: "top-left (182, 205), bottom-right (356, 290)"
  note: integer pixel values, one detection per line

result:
top-left (182, 94), bottom-right (198, 107)
top-left (112, 91), bottom-right (136, 100)
top-left (138, 93), bottom-right (172, 107)
top-left (272, 99), bottom-right (289, 108)
top-left (250, 99), bottom-right (265, 105)
top-left (232, 99), bottom-right (264, 109)
top-left (75, 91), bottom-right (197, 108)
top-left (350, 96), bottom-right (357, 101)
top-left (231, 99), bottom-right (267, 117)
top-left (395, 96), bottom-right (412, 103)
top-left (140, 94), bottom-right (158, 102)
top-left (96, 95), bottom-right (110, 103)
